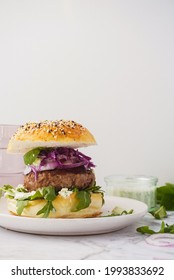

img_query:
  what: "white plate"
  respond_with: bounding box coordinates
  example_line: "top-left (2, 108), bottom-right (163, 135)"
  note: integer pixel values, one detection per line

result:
top-left (0, 196), bottom-right (147, 235)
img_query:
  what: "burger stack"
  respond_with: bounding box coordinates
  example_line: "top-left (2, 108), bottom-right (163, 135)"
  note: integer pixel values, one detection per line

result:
top-left (1, 120), bottom-right (104, 218)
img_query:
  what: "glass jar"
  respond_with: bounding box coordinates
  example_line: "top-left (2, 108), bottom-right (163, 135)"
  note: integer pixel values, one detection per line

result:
top-left (104, 175), bottom-right (158, 210)
top-left (0, 124), bottom-right (24, 187)
top-left (0, 124), bottom-right (20, 148)
top-left (0, 173), bottom-right (24, 187)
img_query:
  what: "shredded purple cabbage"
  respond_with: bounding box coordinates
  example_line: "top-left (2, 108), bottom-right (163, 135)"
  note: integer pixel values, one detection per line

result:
top-left (25, 148), bottom-right (95, 175)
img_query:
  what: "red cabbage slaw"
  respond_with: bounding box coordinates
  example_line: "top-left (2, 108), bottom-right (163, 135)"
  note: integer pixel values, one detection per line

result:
top-left (24, 147), bottom-right (95, 176)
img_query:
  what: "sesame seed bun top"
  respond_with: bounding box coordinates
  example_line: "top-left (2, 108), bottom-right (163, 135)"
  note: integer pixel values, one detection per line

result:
top-left (7, 120), bottom-right (96, 153)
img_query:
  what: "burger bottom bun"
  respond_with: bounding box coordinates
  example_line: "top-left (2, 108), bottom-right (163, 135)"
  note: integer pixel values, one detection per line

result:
top-left (7, 193), bottom-right (103, 218)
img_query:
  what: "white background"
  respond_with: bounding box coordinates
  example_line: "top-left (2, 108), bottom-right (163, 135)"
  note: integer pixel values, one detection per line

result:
top-left (0, 0), bottom-right (174, 186)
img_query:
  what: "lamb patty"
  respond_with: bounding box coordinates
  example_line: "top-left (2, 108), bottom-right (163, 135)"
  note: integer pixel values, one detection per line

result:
top-left (24, 167), bottom-right (95, 191)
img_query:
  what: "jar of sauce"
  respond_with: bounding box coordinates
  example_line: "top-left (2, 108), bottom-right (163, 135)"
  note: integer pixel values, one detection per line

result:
top-left (104, 175), bottom-right (158, 210)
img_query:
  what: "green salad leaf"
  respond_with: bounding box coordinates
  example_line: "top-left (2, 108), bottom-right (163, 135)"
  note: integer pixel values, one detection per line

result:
top-left (71, 184), bottom-right (104, 212)
top-left (85, 184), bottom-right (103, 193)
top-left (42, 186), bottom-right (57, 201)
top-left (37, 201), bottom-right (55, 218)
top-left (3, 185), bottom-right (14, 191)
top-left (0, 188), bottom-right (3, 199)
top-left (136, 225), bottom-right (156, 234)
top-left (16, 200), bottom-right (29, 215)
top-left (157, 183), bottom-right (174, 210)
top-left (35, 186), bottom-right (57, 218)
top-left (28, 190), bottom-right (44, 200)
top-left (112, 206), bottom-right (133, 216)
top-left (101, 206), bottom-right (134, 217)
top-left (71, 189), bottom-right (91, 212)
top-left (149, 206), bottom-right (167, 219)
top-left (137, 221), bottom-right (174, 234)
top-left (23, 148), bottom-right (41, 165)
top-left (3, 185), bottom-right (16, 199)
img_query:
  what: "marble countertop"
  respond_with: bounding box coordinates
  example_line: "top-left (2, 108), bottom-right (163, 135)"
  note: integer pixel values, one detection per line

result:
top-left (0, 211), bottom-right (174, 260)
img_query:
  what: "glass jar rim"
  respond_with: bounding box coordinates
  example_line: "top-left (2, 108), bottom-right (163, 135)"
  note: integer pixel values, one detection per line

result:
top-left (104, 174), bottom-right (158, 184)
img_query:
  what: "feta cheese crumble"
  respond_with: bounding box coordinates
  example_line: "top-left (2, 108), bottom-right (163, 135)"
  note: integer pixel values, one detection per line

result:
top-left (58, 188), bottom-right (73, 198)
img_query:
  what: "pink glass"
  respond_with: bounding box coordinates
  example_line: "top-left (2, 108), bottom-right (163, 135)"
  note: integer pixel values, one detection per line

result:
top-left (0, 124), bottom-right (24, 186)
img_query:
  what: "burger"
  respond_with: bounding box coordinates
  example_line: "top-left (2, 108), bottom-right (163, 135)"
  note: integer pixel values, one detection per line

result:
top-left (1, 120), bottom-right (104, 218)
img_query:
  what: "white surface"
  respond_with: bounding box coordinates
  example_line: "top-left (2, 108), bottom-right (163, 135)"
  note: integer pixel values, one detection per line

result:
top-left (0, 196), bottom-right (147, 235)
top-left (0, 0), bottom-right (174, 186)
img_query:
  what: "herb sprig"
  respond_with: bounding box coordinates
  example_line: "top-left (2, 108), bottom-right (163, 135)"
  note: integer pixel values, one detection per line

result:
top-left (149, 206), bottom-right (167, 219)
top-left (101, 206), bottom-right (134, 218)
top-left (71, 184), bottom-right (104, 212)
top-left (137, 221), bottom-right (174, 234)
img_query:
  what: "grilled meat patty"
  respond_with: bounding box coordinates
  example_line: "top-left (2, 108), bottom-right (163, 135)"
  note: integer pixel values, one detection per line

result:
top-left (24, 167), bottom-right (95, 191)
